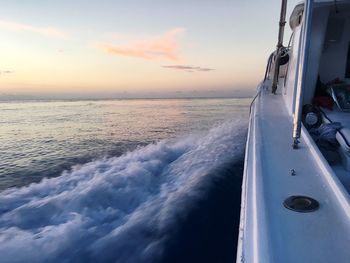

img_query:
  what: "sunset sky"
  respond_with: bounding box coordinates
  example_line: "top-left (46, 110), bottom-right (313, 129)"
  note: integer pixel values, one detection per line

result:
top-left (0, 0), bottom-right (299, 98)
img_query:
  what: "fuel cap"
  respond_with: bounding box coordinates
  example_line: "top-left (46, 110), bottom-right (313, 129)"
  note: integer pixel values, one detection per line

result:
top-left (283, 195), bottom-right (319, 213)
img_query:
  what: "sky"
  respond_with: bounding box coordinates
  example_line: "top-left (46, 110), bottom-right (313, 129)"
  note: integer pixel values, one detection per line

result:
top-left (0, 0), bottom-right (300, 98)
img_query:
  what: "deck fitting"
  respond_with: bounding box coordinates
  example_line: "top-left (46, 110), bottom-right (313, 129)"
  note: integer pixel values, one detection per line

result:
top-left (292, 139), bottom-right (300, 149)
top-left (283, 195), bottom-right (319, 212)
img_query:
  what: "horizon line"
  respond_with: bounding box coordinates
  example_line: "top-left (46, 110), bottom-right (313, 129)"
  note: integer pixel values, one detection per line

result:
top-left (0, 94), bottom-right (254, 102)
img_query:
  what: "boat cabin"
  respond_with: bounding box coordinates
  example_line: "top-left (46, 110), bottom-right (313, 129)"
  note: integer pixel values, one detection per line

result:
top-left (274, 0), bottom-right (350, 190)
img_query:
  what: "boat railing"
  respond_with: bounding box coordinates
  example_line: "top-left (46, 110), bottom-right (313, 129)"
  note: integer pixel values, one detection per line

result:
top-left (263, 53), bottom-right (274, 82)
top-left (293, 0), bottom-right (314, 149)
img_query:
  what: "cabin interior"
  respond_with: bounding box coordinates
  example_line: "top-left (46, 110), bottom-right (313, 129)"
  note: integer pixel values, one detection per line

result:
top-left (281, 1), bottom-right (350, 192)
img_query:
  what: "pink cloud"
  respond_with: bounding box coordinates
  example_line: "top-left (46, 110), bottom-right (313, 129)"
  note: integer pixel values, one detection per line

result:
top-left (97, 28), bottom-right (185, 61)
top-left (162, 65), bottom-right (215, 72)
top-left (0, 20), bottom-right (67, 38)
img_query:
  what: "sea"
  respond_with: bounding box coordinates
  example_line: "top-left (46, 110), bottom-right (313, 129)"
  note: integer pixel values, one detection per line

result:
top-left (0, 98), bottom-right (250, 263)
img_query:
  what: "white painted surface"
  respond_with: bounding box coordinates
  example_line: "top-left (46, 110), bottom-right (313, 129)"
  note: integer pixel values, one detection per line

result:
top-left (283, 24), bottom-right (302, 115)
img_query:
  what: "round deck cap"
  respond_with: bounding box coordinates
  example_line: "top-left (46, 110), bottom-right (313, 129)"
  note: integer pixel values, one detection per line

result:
top-left (283, 195), bottom-right (319, 213)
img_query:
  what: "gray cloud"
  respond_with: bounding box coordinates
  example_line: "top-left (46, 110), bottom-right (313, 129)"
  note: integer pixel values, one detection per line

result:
top-left (162, 65), bottom-right (215, 72)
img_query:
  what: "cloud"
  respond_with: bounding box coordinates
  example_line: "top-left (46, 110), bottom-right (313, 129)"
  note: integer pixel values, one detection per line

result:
top-left (162, 65), bottom-right (215, 72)
top-left (0, 20), bottom-right (67, 38)
top-left (97, 28), bottom-right (185, 61)
top-left (0, 70), bottom-right (13, 75)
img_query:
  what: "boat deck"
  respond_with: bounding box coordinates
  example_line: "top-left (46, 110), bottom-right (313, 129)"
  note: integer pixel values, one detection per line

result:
top-left (238, 84), bottom-right (350, 263)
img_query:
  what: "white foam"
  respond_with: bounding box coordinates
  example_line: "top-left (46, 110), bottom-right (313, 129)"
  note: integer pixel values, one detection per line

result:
top-left (0, 120), bottom-right (247, 263)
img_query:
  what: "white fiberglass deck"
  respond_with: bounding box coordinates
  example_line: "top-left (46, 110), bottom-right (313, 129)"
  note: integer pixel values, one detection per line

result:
top-left (237, 84), bottom-right (350, 263)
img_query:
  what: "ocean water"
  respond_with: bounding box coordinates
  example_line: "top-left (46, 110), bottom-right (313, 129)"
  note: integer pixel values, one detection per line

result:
top-left (0, 98), bottom-right (249, 263)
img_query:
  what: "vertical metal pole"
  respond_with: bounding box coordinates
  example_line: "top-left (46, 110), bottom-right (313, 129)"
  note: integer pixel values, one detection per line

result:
top-left (292, 0), bottom-right (314, 148)
top-left (271, 0), bottom-right (288, 94)
top-left (277, 0), bottom-right (288, 49)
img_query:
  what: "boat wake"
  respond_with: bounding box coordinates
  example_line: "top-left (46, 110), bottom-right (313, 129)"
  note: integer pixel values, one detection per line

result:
top-left (0, 120), bottom-right (247, 263)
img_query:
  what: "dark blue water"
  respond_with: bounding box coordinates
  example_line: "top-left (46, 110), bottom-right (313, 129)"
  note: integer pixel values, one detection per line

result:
top-left (159, 160), bottom-right (244, 263)
top-left (0, 98), bottom-right (249, 262)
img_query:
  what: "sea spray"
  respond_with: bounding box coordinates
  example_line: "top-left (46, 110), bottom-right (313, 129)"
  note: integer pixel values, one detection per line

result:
top-left (0, 120), bottom-right (247, 263)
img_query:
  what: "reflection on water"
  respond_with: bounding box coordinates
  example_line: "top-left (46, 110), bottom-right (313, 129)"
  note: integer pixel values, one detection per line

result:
top-left (0, 98), bottom-right (249, 190)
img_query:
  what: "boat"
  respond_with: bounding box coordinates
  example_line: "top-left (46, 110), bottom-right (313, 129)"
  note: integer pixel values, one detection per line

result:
top-left (237, 0), bottom-right (350, 262)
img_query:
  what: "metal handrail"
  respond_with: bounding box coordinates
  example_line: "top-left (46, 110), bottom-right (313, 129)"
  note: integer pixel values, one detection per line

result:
top-left (292, 0), bottom-right (314, 149)
top-left (271, 0), bottom-right (288, 94)
top-left (264, 53), bottom-right (274, 81)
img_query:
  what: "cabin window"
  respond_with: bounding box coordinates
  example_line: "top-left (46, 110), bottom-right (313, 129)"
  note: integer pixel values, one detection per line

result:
top-left (346, 42), bottom-right (350, 78)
